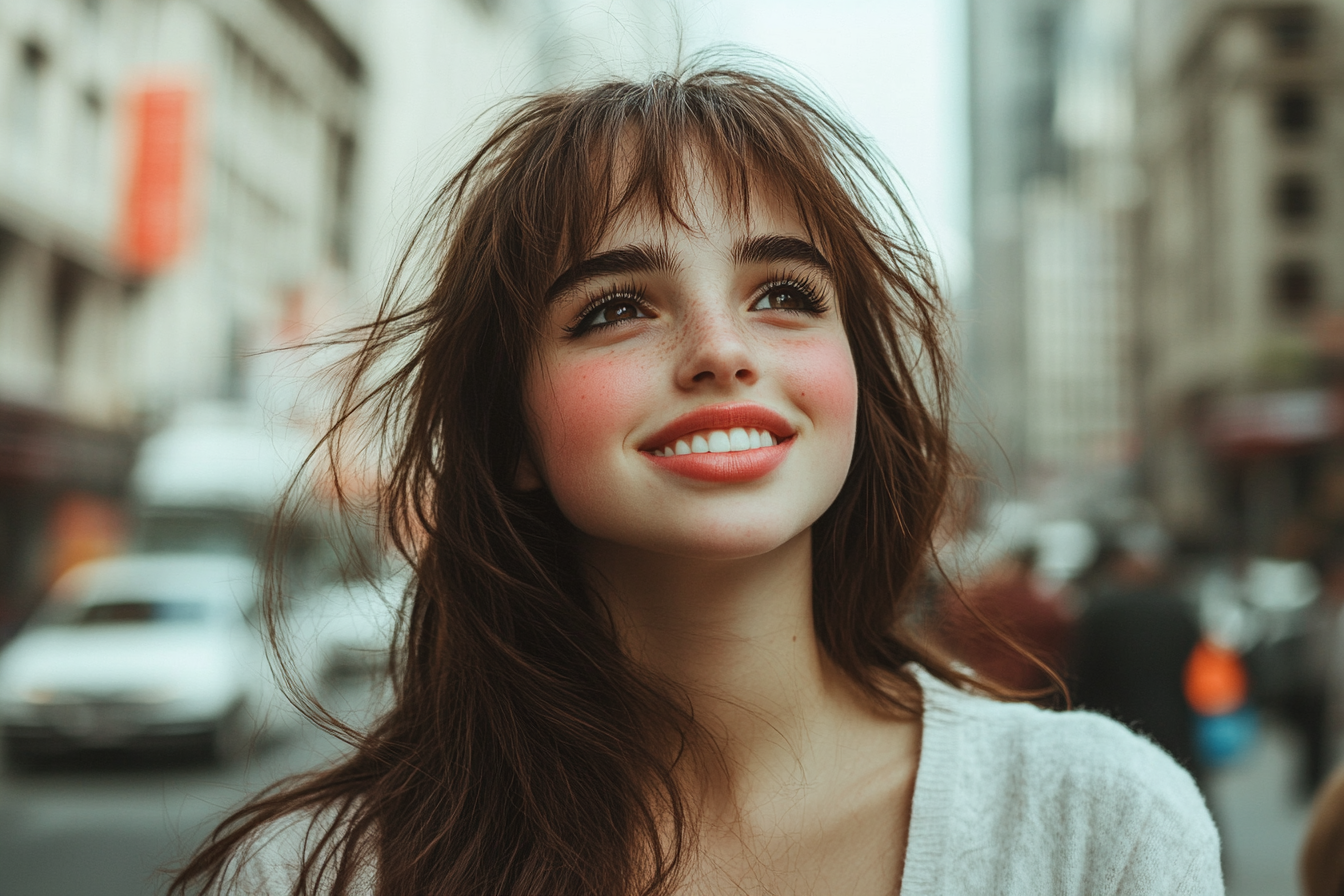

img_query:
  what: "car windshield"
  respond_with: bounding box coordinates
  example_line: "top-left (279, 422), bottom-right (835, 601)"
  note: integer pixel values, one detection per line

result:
top-left (35, 599), bottom-right (211, 626)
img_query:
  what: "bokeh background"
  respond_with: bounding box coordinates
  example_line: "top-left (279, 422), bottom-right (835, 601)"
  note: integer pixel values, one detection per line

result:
top-left (0, 0), bottom-right (1339, 894)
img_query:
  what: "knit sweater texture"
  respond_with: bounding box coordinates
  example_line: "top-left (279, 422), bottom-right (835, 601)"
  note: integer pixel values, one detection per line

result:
top-left (902, 666), bottom-right (1223, 895)
top-left (221, 666), bottom-right (1225, 895)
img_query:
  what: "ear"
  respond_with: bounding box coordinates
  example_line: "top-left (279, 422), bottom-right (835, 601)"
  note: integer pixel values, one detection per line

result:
top-left (513, 446), bottom-right (544, 492)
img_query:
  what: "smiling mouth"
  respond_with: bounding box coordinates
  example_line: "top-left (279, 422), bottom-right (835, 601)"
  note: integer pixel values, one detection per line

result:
top-left (647, 427), bottom-right (784, 457)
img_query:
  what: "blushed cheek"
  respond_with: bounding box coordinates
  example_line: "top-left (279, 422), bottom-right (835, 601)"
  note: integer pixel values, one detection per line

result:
top-left (779, 338), bottom-right (859, 443)
top-left (525, 354), bottom-right (652, 500)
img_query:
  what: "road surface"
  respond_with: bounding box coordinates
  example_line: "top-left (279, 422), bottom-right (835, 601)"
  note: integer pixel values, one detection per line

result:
top-left (0, 679), bottom-right (382, 896)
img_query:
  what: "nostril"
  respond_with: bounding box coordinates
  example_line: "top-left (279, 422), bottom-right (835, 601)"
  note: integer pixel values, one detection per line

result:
top-left (735, 368), bottom-right (751, 380)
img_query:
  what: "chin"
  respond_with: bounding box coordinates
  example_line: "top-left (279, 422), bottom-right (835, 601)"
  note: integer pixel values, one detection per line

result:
top-left (608, 513), bottom-right (815, 562)
top-left (659, 536), bottom-right (799, 562)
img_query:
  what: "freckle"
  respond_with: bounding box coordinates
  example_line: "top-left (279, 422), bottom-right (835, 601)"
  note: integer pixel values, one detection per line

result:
top-left (792, 635), bottom-right (797, 642)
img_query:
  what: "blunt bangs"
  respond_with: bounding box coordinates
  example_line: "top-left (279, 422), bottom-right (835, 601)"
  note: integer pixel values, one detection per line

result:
top-left (485, 70), bottom-right (910, 330)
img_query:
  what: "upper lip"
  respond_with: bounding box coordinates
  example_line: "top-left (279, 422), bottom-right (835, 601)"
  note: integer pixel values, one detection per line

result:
top-left (639, 402), bottom-right (795, 451)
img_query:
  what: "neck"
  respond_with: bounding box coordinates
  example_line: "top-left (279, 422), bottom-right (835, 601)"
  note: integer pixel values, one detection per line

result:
top-left (580, 529), bottom-right (854, 795)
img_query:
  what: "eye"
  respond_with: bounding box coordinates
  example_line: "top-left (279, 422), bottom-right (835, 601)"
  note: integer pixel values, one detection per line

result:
top-left (565, 294), bottom-right (653, 336)
top-left (750, 279), bottom-right (828, 314)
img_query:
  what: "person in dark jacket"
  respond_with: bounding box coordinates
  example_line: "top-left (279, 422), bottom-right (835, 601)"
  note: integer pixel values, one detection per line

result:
top-left (1072, 529), bottom-right (1204, 783)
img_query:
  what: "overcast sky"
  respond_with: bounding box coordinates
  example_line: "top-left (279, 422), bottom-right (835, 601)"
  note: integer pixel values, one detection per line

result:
top-left (355, 0), bottom-right (971, 302)
top-left (689, 0), bottom-right (970, 294)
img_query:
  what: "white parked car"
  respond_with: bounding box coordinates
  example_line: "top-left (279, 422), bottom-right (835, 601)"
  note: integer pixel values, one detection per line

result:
top-left (295, 566), bottom-right (409, 682)
top-left (0, 554), bottom-right (286, 765)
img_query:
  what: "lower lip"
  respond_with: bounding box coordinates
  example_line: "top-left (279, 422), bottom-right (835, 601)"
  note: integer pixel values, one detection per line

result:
top-left (642, 440), bottom-right (792, 483)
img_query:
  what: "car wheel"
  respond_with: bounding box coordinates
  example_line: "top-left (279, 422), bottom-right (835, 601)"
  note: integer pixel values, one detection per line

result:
top-left (2, 736), bottom-right (38, 772)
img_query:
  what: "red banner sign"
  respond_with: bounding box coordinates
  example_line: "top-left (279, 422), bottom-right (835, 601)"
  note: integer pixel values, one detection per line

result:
top-left (118, 81), bottom-right (197, 274)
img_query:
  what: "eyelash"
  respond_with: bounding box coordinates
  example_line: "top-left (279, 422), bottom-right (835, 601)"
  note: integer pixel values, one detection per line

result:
top-left (562, 271), bottom-right (831, 338)
top-left (754, 273), bottom-right (830, 316)
top-left (563, 283), bottom-right (650, 337)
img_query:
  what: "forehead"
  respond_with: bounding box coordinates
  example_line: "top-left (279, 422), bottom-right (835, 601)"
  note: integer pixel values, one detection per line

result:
top-left (592, 150), bottom-right (811, 256)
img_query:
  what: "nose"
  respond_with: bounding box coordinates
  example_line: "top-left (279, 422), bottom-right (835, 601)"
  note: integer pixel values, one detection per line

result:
top-left (674, 303), bottom-right (759, 390)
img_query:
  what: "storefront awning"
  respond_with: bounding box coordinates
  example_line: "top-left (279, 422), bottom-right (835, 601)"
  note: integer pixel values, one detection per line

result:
top-left (0, 403), bottom-right (136, 492)
top-left (1203, 389), bottom-right (1344, 457)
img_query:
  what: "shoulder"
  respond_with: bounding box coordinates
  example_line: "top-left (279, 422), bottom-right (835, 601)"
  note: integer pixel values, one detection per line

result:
top-left (211, 805), bottom-right (376, 896)
top-left (906, 668), bottom-right (1223, 895)
top-left (928, 671), bottom-right (1193, 794)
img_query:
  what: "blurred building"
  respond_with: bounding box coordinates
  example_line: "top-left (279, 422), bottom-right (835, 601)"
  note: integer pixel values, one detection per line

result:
top-left (0, 0), bottom-right (679, 633)
top-left (967, 0), bottom-right (1140, 517)
top-left (343, 0), bottom-right (682, 314)
top-left (1136, 0), bottom-right (1344, 553)
top-left (0, 0), bottom-right (363, 633)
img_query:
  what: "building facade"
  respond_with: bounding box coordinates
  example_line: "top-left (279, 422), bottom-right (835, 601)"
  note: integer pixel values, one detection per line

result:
top-left (0, 0), bottom-right (362, 423)
top-left (968, 0), bottom-right (1139, 516)
top-left (0, 0), bottom-right (682, 633)
top-left (0, 0), bottom-right (362, 632)
top-left (1137, 0), bottom-right (1344, 552)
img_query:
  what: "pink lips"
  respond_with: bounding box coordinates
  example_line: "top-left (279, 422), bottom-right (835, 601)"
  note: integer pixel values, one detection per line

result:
top-left (640, 402), bottom-right (795, 483)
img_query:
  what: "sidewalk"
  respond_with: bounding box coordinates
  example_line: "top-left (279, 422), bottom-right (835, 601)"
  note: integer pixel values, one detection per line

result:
top-left (1208, 719), bottom-right (1313, 896)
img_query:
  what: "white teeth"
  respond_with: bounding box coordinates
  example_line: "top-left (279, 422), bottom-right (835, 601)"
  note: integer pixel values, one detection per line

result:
top-left (656, 427), bottom-right (783, 456)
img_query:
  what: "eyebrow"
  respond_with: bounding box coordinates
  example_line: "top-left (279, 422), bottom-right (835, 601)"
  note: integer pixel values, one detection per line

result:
top-left (546, 234), bottom-right (833, 301)
top-left (732, 235), bottom-right (833, 275)
top-left (546, 243), bottom-right (678, 300)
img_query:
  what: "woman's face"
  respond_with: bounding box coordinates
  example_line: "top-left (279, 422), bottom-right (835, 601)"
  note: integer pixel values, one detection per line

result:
top-left (521, 165), bottom-right (859, 561)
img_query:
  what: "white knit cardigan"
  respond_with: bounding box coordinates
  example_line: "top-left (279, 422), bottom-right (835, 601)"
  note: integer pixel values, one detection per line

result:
top-left (901, 666), bottom-right (1223, 895)
top-left (224, 666), bottom-right (1225, 895)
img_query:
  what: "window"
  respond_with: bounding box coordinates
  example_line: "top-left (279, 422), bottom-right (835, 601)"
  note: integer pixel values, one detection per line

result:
top-left (1274, 173), bottom-right (1319, 224)
top-left (20, 39), bottom-right (47, 73)
top-left (9, 39), bottom-right (49, 157)
top-left (72, 86), bottom-right (103, 185)
top-left (49, 258), bottom-right (83, 365)
top-left (78, 0), bottom-right (103, 38)
top-left (327, 129), bottom-right (356, 267)
top-left (1272, 259), bottom-right (1318, 315)
top-left (1272, 87), bottom-right (1318, 138)
top-left (1267, 6), bottom-right (1317, 55)
top-left (33, 598), bottom-right (210, 626)
top-left (79, 601), bottom-right (208, 624)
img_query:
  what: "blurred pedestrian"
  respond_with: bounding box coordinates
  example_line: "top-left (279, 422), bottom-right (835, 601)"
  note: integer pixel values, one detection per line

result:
top-left (1301, 761), bottom-right (1344, 896)
top-left (1071, 525), bottom-right (1204, 780)
top-left (940, 545), bottom-right (1073, 694)
top-left (1245, 551), bottom-right (1328, 797)
top-left (1311, 550), bottom-right (1344, 781)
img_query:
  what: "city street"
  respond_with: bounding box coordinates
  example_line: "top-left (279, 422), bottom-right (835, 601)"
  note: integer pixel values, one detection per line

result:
top-left (0, 0), bottom-right (1339, 894)
top-left (0, 680), bottom-right (384, 896)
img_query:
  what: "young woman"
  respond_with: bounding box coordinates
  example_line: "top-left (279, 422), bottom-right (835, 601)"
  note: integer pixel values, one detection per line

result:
top-left (173, 66), bottom-right (1222, 895)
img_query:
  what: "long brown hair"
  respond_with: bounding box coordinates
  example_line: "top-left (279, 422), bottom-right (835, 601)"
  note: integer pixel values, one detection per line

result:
top-left (172, 63), bottom-right (984, 896)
